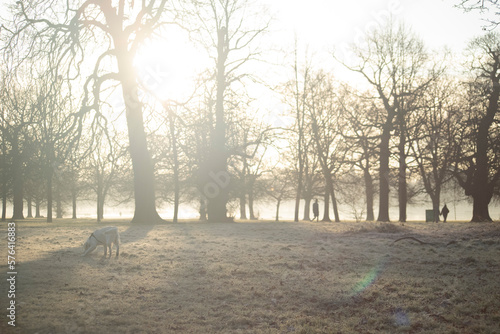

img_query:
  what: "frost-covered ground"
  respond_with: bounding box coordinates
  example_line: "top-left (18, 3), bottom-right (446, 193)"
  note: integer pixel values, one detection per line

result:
top-left (1, 219), bottom-right (499, 333)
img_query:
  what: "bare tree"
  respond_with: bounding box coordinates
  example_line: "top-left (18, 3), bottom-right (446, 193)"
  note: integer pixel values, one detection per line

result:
top-left (301, 140), bottom-right (322, 221)
top-left (150, 101), bottom-right (192, 223)
top-left (409, 75), bottom-right (461, 222)
top-left (227, 109), bottom-right (275, 220)
top-left (0, 73), bottom-right (11, 221)
top-left (282, 48), bottom-right (311, 222)
top-left (83, 127), bottom-right (128, 222)
top-left (452, 32), bottom-right (500, 221)
top-left (339, 87), bottom-right (380, 221)
top-left (187, 0), bottom-right (270, 222)
top-left (306, 71), bottom-right (347, 222)
top-left (5, 0), bottom-right (174, 223)
top-left (457, 0), bottom-right (500, 29)
top-left (0, 74), bottom-right (37, 219)
top-left (265, 167), bottom-right (295, 222)
top-left (178, 87), bottom-right (213, 221)
top-left (34, 71), bottom-right (80, 222)
top-left (68, 163), bottom-right (82, 219)
top-left (23, 157), bottom-right (46, 219)
top-left (340, 20), bottom-right (435, 222)
top-left (152, 102), bottom-right (184, 223)
top-left (168, 105), bottom-right (181, 223)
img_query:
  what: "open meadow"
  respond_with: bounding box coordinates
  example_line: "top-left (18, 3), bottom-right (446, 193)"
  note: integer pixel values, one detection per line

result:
top-left (1, 219), bottom-right (500, 333)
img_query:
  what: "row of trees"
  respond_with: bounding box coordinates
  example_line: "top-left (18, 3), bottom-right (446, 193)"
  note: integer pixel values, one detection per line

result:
top-left (285, 19), bottom-right (500, 223)
top-left (0, 0), bottom-right (499, 223)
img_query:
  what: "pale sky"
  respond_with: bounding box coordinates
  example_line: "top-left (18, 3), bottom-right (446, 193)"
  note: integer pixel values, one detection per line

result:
top-left (0, 1), bottom-right (488, 68)
top-left (0, 0), bottom-right (490, 98)
top-left (258, 0), bottom-right (487, 84)
top-left (0, 0), bottom-right (487, 54)
top-left (267, 0), bottom-right (485, 53)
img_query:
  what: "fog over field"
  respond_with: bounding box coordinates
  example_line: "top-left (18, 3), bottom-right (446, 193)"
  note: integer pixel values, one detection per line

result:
top-left (71, 200), bottom-right (500, 222)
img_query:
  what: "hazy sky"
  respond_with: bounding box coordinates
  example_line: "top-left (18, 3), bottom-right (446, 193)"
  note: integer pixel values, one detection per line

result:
top-left (0, 0), bottom-right (490, 96)
top-left (251, 0), bottom-right (487, 88)
top-left (267, 0), bottom-right (485, 53)
top-left (0, 0), bottom-right (487, 54)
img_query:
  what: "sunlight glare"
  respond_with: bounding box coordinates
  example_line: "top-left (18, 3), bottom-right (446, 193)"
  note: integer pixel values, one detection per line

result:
top-left (134, 27), bottom-right (207, 102)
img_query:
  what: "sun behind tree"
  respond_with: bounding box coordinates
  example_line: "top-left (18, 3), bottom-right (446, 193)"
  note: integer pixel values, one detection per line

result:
top-left (133, 25), bottom-right (207, 102)
top-left (8, 0), bottom-right (173, 223)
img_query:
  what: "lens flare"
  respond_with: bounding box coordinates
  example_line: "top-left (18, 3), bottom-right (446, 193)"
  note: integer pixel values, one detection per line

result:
top-left (394, 307), bottom-right (411, 327)
top-left (350, 256), bottom-right (389, 296)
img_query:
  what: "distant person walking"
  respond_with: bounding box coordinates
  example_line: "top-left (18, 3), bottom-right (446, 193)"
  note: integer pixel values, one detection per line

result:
top-left (440, 204), bottom-right (450, 223)
top-left (312, 199), bottom-right (319, 222)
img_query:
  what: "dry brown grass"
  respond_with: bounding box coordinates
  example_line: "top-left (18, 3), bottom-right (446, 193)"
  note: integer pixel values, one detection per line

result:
top-left (1, 219), bottom-right (500, 333)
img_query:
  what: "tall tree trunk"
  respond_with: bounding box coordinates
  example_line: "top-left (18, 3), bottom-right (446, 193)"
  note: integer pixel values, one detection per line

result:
top-left (469, 75), bottom-right (499, 222)
top-left (248, 186), bottom-right (256, 220)
top-left (56, 180), bottom-right (63, 219)
top-left (431, 192), bottom-right (440, 223)
top-left (377, 124), bottom-right (392, 222)
top-left (35, 199), bottom-right (41, 218)
top-left (12, 135), bottom-right (24, 220)
top-left (310, 110), bottom-right (339, 222)
top-left (275, 199), bottom-right (281, 222)
top-left (72, 187), bottom-right (77, 219)
top-left (1, 185), bottom-right (6, 221)
top-left (322, 187), bottom-right (331, 222)
top-left (168, 107), bottom-right (180, 223)
top-left (303, 197), bottom-right (311, 221)
top-left (329, 182), bottom-right (340, 222)
top-left (398, 153), bottom-right (407, 222)
top-left (199, 195), bottom-right (207, 221)
top-left (207, 26), bottom-right (231, 222)
top-left (294, 172), bottom-right (303, 222)
top-left (97, 193), bottom-right (102, 223)
top-left (398, 116), bottom-right (407, 223)
top-left (239, 147), bottom-right (247, 220)
top-left (471, 191), bottom-right (493, 222)
top-left (470, 129), bottom-right (494, 222)
top-left (47, 166), bottom-right (53, 223)
top-left (322, 170), bottom-right (340, 222)
top-left (97, 171), bottom-right (103, 222)
top-left (364, 168), bottom-right (375, 221)
top-left (315, 140), bottom-right (339, 222)
top-left (293, 49), bottom-right (304, 223)
top-left (1, 134), bottom-right (6, 221)
top-left (117, 51), bottom-right (163, 224)
top-left (97, 196), bottom-right (104, 222)
top-left (27, 195), bottom-right (33, 218)
top-left (239, 195), bottom-right (247, 219)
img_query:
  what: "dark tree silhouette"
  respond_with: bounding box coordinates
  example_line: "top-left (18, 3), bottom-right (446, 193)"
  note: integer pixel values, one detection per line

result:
top-left (340, 20), bottom-right (435, 222)
top-left (457, 0), bottom-right (500, 29)
top-left (306, 71), bottom-right (345, 222)
top-left (409, 75), bottom-right (460, 222)
top-left (265, 168), bottom-right (295, 222)
top-left (453, 33), bottom-right (500, 222)
top-left (339, 87), bottom-right (380, 221)
top-left (1, 78), bottom-right (35, 219)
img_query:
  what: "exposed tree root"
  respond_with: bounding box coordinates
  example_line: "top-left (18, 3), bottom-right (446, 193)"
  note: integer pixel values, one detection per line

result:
top-left (393, 236), bottom-right (433, 245)
top-left (393, 236), bottom-right (459, 246)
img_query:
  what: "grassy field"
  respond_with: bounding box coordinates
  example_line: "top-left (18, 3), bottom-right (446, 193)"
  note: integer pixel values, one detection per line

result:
top-left (1, 218), bottom-right (499, 333)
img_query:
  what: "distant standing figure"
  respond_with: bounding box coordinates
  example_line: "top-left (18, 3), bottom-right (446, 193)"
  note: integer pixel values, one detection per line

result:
top-left (312, 199), bottom-right (319, 222)
top-left (440, 204), bottom-right (450, 223)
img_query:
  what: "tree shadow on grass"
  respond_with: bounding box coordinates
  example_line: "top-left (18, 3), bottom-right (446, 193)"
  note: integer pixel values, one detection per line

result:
top-left (0, 220), bottom-right (168, 333)
top-left (119, 223), bottom-right (156, 244)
